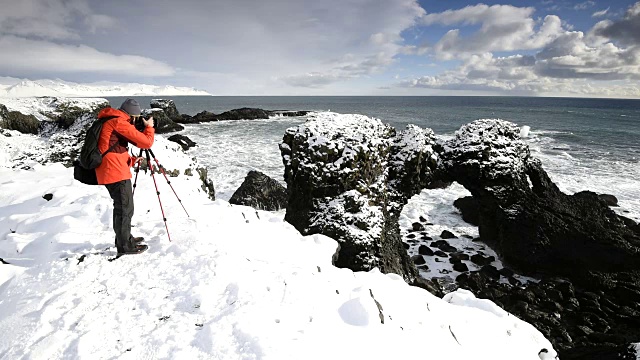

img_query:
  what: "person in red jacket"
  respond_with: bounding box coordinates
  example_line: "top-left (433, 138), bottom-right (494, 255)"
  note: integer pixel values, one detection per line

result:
top-left (96, 98), bottom-right (155, 255)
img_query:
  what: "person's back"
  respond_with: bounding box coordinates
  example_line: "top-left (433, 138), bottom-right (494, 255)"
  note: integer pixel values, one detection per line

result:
top-left (98, 99), bottom-right (155, 255)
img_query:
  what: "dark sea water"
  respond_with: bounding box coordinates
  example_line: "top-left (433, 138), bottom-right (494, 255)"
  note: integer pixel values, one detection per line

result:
top-left (107, 96), bottom-right (640, 161)
top-left (105, 96), bottom-right (640, 219)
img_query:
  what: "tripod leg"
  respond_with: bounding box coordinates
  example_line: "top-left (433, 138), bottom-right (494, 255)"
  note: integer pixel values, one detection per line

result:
top-left (147, 149), bottom-right (190, 217)
top-left (147, 151), bottom-right (172, 242)
top-left (132, 149), bottom-right (143, 196)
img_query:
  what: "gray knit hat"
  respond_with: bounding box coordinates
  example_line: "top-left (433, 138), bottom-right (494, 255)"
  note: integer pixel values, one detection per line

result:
top-left (119, 98), bottom-right (141, 116)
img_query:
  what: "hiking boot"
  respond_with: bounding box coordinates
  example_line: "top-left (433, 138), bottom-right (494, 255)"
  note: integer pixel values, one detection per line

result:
top-left (117, 244), bottom-right (148, 256)
top-left (130, 236), bottom-right (145, 244)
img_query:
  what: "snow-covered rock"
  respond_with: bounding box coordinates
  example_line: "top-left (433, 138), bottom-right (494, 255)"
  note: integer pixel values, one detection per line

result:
top-left (438, 119), bottom-right (530, 201)
top-left (281, 113), bottom-right (426, 281)
top-left (151, 99), bottom-right (181, 122)
top-left (388, 124), bottom-right (439, 214)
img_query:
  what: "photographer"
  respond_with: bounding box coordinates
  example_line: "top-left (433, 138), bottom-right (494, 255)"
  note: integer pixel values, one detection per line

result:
top-left (96, 99), bottom-right (155, 255)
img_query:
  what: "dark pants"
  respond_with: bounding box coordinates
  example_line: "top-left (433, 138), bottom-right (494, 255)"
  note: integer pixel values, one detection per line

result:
top-left (106, 179), bottom-right (134, 251)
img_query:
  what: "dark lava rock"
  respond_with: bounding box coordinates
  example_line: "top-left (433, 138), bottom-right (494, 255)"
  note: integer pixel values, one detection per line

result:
top-left (196, 167), bottom-right (216, 201)
top-left (412, 277), bottom-right (444, 298)
top-left (498, 267), bottom-right (514, 277)
top-left (168, 134), bottom-right (197, 151)
top-left (229, 170), bottom-right (287, 211)
top-left (440, 230), bottom-right (457, 239)
top-left (402, 242), bottom-right (410, 249)
top-left (215, 108), bottom-right (271, 120)
top-left (470, 253), bottom-right (495, 266)
top-left (0, 104), bottom-right (40, 135)
top-left (43, 193), bottom-right (53, 201)
top-left (453, 196), bottom-right (480, 226)
top-left (480, 265), bottom-right (501, 280)
top-left (598, 194), bottom-right (619, 207)
top-left (150, 99), bottom-right (181, 122)
top-left (411, 255), bottom-right (427, 265)
top-left (433, 250), bottom-right (448, 257)
top-left (418, 245), bottom-right (434, 256)
top-left (142, 108), bottom-right (184, 134)
top-left (453, 262), bottom-right (469, 272)
top-left (188, 111), bottom-right (218, 123)
top-left (449, 252), bottom-right (470, 262)
top-left (419, 216), bottom-right (428, 222)
top-left (412, 222), bottom-right (425, 231)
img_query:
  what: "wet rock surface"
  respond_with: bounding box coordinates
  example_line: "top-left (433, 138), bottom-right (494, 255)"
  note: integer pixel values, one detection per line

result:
top-left (229, 170), bottom-right (287, 211)
top-left (142, 108), bottom-right (184, 134)
top-left (178, 108), bottom-right (310, 124)
top-left (167, 134), bottom-right (197, 151)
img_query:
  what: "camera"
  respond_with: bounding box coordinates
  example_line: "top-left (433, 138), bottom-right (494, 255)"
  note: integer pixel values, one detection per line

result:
top-left (134, 116), bottom-right (157, 132)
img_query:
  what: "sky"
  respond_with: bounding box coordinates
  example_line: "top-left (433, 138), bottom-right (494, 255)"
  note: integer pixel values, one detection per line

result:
top-left (0, 0), bottom-right (639, 97)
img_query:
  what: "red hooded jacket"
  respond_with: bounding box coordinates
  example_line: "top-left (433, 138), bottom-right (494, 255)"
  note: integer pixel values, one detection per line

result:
top-left (95, 107), bottom-right (155, 185)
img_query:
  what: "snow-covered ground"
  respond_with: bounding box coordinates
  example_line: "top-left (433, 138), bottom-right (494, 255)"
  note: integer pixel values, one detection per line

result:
top-left (0, 114), bottom-right (561, 359)
top-left (0, 77), bottom-right (211, 97)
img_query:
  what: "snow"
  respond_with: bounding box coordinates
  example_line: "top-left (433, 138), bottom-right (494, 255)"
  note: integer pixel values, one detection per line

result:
top-left (0, 107), bottom-right (558, 359)
top-left (0, 97), bottom-right (108, 121)
top-left (0, 77), bottom-right (211, 98)
top-left (440, 119), bottom-right (530, 183)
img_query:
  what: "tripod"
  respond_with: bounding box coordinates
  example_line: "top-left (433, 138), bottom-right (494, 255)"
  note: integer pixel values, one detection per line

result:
top-left (132, 148), bottom-right (189, 242)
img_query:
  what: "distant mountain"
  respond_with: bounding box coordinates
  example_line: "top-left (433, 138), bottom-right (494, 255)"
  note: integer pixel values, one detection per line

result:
top-left (0, 77), bottom-right (211, 97)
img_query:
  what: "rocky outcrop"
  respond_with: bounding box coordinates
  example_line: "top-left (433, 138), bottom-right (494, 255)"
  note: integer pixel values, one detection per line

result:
top-left (281, 113), bottom-right (421, 281)
top-left (438, 119), bottom-right (640, 283)
top-left (141, 108), bottom-right (184, 134)
top-left (453, 196), bottom-right (480, 226)
top-left (0, 104), bottom-right (39, 135)
top-left (436, 119), bottom-right (640, 358)
top-left (168, 134), bottom-right (196, 151)
top-left (387, 125), bottom-right (439, 214)
top-left (177, 108), bottom-right (310, 124)
top-left (281, 114), bottom-right (640, 357)
top-left (150, 99), bottom-right (181, 122)
top-left (196, 167), bottom-right (216, 201)
top-left (178, 111), bottom-right (216, 124)
top-left (229, 170), bottom-right (287, 211)
top-left (215, 107), bottom-right (270, 120)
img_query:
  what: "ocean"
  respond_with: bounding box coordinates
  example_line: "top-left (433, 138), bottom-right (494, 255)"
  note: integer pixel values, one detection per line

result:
top-left (105, 96), bottom-right (640, 227)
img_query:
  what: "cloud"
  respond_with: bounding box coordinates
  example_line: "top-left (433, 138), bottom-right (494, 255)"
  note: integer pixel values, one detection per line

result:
top-left (592, 7), bottom-right (610, 18)
top-left (95, 0), bottom-right (425, 90)
top-left (403, 2), bottom-right (640, 97)
top-left (398, 51), bottom-right (640, 97)
top-left (574, 1), bottom-right (595, 10)
top-left (420, 4), bottom-right (564, 60)
top-left (595, 2), bottom-right (640, 45)
top-left (0, 0), bottom-right (116, 40)
top-left (0, 35), bottom-right (175, 77)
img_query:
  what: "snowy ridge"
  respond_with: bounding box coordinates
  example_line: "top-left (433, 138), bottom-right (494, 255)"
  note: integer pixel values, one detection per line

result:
top-left (0, 77), bottom-right (211, 97)
top-left (0, 110), bottom-right (558, 359)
